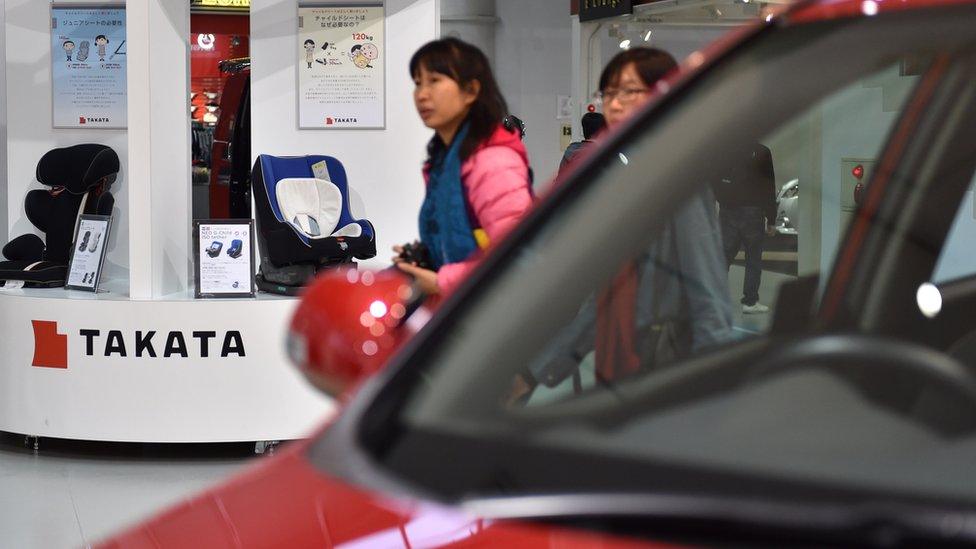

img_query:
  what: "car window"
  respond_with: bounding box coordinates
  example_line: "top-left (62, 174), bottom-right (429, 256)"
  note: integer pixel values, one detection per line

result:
top-left (932, 172), bottom-right (976, 284)
top-left (366, 9), bottom-right (976, 506)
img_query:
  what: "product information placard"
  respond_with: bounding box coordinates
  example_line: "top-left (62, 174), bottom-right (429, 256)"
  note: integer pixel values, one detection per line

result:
top-left (298, 3), bottom-right (385, 129)
top-left (66, 215), bottom-right (113, 292)
top-left (194, 220), bottom-right (256, 298)
top-left (51, 5), bottom-right (127, 129)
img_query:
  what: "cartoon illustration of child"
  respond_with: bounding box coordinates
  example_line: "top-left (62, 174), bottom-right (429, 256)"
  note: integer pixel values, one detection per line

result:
top-left (95, 35), bottom-right (109, 61)
top-left (303, 39), bottom-right (315, 68)
top-left (349, 44), bottom-right (369, 69)
top-left (62, 40), bottom-right (75, 61)
top-left (361, 42), bottom-right (379, 68)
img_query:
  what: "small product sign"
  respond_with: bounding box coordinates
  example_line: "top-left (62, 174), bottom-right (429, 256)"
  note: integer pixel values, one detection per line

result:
top-left (51, 5), bottom-right (127, 129)
top-left (194, 220), bottom-right (256, 298)
top-left (66, 215), bottom-right (112, 292)
top-left (298, 3), bottom-right (385, 129)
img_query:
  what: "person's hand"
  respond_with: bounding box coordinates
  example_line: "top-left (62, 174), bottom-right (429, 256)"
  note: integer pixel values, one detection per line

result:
top-left (766, 225), bottom-right (778, 237)
top-left (391, 243), bottom-right (406, 264)
top-left (395, 261), bottom-right (439, 295)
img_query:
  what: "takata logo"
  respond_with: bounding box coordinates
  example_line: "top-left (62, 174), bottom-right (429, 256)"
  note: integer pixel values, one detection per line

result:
top-left (326, 117), bottom-right (334, 125)
top-left (30, 320), bottom-right (247, 368)
top-left (325, 117), bottom-right (357, 125)
top-left (32, 320), bottom-right (68, 369)
top-left (79, 116), bottom-right (110, 125)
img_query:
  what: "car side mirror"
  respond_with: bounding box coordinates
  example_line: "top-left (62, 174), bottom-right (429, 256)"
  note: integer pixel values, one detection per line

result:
top-left (287, 268), bottom-right (423, 397)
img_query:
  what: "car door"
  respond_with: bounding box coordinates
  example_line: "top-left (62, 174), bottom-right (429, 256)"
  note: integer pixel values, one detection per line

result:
top-left (312, 4), bottom-right (976, 546)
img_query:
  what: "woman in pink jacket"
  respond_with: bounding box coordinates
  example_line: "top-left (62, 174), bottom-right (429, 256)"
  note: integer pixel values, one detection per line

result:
top-left (393, 38), bottom-right (533, 296)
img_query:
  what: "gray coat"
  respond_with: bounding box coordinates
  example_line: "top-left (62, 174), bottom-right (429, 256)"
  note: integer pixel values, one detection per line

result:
top-left (529, 186), bottom-right (734, 387)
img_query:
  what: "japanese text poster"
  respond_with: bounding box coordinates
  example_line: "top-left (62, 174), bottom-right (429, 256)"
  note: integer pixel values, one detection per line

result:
top-left (298, 3), bottom-right (384, 129)
top-left (51, 6), bottom-right (127, 129)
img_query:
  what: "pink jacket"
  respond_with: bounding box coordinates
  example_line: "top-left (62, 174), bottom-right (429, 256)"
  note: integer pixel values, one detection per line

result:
top-left (431, 126), bottom-right (533, 295)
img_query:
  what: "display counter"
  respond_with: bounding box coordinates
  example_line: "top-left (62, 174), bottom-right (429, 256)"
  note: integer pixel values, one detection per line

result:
top-left (0, 281), bottom-right (334, 443)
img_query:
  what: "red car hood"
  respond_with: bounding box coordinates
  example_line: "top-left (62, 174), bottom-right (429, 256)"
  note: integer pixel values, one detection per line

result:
top-left (97, 437), bottom-right (676, 548)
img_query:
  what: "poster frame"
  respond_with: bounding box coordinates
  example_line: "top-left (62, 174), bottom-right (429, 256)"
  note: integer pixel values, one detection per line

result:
top-left (296, 1), bottom-right (386, 130)
top-left (193, 219), bottom-right (257, 299)
top-left (50, 3), bottom-right (128, 130)
top-left (65, 214), bottom-right (113, 293)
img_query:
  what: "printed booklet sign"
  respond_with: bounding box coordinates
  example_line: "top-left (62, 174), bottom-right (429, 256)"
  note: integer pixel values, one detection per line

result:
top-left (51, 5), bottom-right (127, 129)
top-left (66, 215), bottom-right (112, 292)
top-left (194, 220), bottom-right (256, 298)
top-left (298, 3), bottom-right (385, 129)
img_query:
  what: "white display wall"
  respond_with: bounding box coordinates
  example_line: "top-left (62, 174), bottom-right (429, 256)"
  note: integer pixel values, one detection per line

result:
top-left (251, 0), bottom-right (437, 268)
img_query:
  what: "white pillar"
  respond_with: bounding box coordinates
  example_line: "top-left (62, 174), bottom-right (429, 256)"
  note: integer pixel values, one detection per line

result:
top-left (439, 0), bottom-right (497, 67)
top-left (127, 0), bottom-right (191, 299)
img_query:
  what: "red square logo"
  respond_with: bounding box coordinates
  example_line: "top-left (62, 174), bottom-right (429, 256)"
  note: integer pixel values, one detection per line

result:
top-left (32, 320), bottom-right (68, 369)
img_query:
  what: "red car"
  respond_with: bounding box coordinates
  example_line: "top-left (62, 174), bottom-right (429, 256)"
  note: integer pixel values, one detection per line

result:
top-left (103, 0), bottom-right (976, 546)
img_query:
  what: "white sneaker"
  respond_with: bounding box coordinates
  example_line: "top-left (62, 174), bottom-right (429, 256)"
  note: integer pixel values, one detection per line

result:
top-left (742, 303), bottom-right (770, 314)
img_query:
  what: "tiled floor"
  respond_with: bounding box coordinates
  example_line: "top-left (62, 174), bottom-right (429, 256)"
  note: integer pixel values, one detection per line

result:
top-left (0, 435), bottom-right (258, 548)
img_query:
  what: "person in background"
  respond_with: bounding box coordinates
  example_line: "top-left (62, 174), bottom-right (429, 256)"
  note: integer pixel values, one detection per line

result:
top-left (509, 47), bottom-right (733, 403)
top-left (393, 38), bottom-right (533, 297)
top-left (558, 112), bottom-right (606, 174)
top-left (713, 142), bottom-right (778, 314)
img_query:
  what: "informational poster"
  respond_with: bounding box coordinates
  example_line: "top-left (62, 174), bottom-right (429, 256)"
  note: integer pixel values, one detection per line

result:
top-left (298, 3), bottom-right (385, 129)
top-left (51, 5), bottom-right (127, 129)
top-left (66, 215), bottom-right (113, 292)
top-left (193, 220), bottom-right (256, 298)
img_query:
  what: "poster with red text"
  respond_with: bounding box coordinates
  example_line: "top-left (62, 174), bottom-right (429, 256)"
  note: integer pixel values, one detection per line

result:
top-left (298, 3), bottom-right (384, 129)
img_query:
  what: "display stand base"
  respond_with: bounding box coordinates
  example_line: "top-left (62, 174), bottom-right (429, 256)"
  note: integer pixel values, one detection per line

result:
top-left (0, 281), bottom-right (334, 443)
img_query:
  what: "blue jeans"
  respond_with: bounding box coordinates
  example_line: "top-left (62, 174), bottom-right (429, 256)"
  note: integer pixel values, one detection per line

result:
top-left (720, 206), bottom-right (765, 306)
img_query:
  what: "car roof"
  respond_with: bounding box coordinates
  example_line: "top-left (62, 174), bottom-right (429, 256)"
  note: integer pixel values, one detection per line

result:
top-left (788, 0), bottom-right (976, 24)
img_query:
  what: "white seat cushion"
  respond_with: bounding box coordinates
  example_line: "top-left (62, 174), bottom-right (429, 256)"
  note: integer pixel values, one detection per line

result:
top-left (276, 178), bottom-right (342, 239)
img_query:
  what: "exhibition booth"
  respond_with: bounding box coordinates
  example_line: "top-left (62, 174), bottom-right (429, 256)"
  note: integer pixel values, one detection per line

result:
top-left (0, 0), bottom-right (804, 445)
top-left (0, 0), bottom-right (436, 444)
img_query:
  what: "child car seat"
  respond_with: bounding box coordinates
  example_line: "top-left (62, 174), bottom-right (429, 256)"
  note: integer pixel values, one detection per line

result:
top-left (0, 144), bottom-right (120, 288)
top-left (206, 241), bottom-right (223, 258)
top-left (227, 239), bottom-right (243, 259)
top-left (78, 230), bottom-right (91, 252)
top-left (89, 232), bottom-right (102, 253)
top-left (251, 154), bottom-right (376, 295)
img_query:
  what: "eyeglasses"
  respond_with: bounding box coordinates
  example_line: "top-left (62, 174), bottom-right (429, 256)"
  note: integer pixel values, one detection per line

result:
top-left (594, 87), bottom-right (650, 103)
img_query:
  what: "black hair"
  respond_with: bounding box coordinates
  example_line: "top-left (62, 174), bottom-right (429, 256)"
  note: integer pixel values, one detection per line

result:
top-left (304, 39), bottom-right (315, 46)
top-left (63, 40), bottom-right (75, 47)
top-left (409, 37), bottom-right (508, 161)
top-left (599, 47), bottom-right (677, 91)
top-left (581, 112), bottom-right (606, 140)
top-left (95, 35), bottom-right (108, 43)
top-left (351, 44), bottom-right (363, 54)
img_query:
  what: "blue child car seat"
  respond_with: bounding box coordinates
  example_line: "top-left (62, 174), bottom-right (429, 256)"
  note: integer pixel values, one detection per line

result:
top-left (251, 154), bottom-right (376, 295)
top-left (227, 239), bottom-right (243, 259)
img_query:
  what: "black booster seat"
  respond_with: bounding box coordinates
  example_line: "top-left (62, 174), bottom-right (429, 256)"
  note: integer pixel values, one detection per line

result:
top-left (0, 144), bottom-right (120, 288)
top-left (251, 154), bottom-right (376, 295)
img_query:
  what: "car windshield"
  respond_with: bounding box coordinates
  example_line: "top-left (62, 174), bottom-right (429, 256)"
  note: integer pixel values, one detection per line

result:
top-left (344, 7), bottom-right (976, 510)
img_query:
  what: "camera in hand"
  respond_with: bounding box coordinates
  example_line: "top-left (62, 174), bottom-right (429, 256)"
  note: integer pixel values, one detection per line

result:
top-left (399, 241), bottom-right (436, 271)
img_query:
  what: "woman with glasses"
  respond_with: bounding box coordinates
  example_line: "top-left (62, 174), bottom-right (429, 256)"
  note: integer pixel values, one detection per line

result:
top-left (511, 47), bottom-right (732, 404)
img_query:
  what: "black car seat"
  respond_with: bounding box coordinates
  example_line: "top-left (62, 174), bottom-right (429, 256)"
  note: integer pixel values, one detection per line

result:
top-left (0, 144), bottom-right (120, 288)
top-left (206, 241), bottom-right (223, 258)
top-left (251, 154), bottom-right (376, 295)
